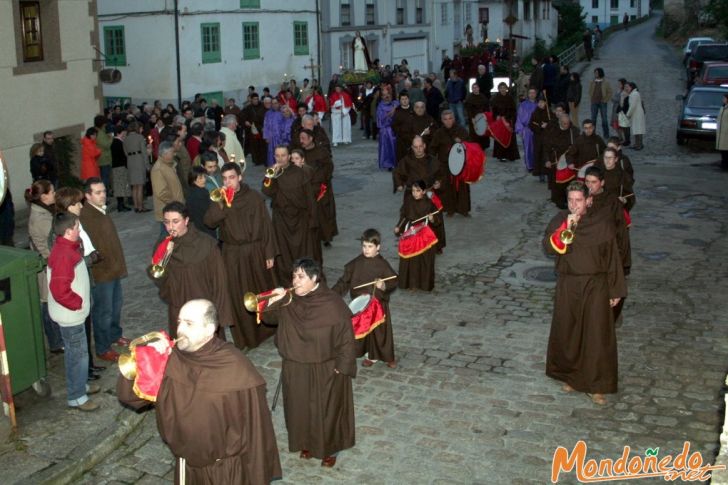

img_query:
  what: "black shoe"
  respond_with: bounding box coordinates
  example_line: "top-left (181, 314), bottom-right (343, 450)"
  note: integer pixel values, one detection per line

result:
top-left (90, 365), bottom-right (107, 372)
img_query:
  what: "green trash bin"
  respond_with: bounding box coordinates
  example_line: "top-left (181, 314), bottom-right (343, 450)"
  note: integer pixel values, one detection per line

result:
top-left (0, 246), bottom-right (50, 396)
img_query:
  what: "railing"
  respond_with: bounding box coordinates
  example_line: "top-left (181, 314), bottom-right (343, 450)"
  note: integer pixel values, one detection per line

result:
top-left (558, 42), bottom-right (585, 68)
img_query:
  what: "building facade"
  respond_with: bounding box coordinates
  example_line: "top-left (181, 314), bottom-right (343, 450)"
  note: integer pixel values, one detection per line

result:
top-left (97, 0), bottom-right (319, 107)
top-left (320, 0), bottom-right (558, 82)
top-left (0, 0), bottom-right (102, 204)
top-left (580, 0), bottom-right (650, 29)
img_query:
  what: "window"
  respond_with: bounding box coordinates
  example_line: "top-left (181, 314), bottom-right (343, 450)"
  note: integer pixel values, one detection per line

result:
top-left (242, 22), bottom-right (259, 60)
top-left (479, 8), bottom-right (489, 22)
top-left (630, 0), bottom-right (635, 7)
top-left (293, 21), bottom-right (308, 56)
top-left (201, 23), bottom-right (220, 63)
top-left (366, 0), bottom-right (375, 25)
top-left (610, 0), bottom-right (619, 9)
top-left (592, 0), bottom-right (598, 8)
top-left (415, 0), bottom-right (424, 24)
top-left (396, 0), bottom-right (405, 25)
top-left (340, 44), bottom-right (351, 70)
top-left (441, 3), bottom-right (448, 25)
top-left (610, 15), bottom-right (618, 25)
top-left (340, 0), bottom-right (351, 26)
top-left (465, 4), bottom-right (472, 23)
top-left (104, 26), bottom-right (126, 66)
top-left (523, 1), bottom-right (531, 21)
top-left (19, 2), bottom-right (43, 62)
top-left (240, 0), bottom-right (260, 7)
top-left (592, 16), bottom-right (598, 24)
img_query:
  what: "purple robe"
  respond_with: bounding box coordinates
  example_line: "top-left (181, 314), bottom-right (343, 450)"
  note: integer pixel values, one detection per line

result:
top-left (263, 110), bottom-right (295, 167)
top-left (376, 100), bottom-right (399, 170)
top-left (515, 99), bottom-right (538, 171)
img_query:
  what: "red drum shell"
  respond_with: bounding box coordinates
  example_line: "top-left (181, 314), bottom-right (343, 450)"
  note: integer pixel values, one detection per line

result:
top-left (350, 296), bottom-right (386, 339)
top-left (458, 141), bottom-right (486, 184)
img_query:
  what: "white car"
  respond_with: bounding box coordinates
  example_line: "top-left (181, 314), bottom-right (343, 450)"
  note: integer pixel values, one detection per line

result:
top-left (683, 37), bottom-right (715, 65)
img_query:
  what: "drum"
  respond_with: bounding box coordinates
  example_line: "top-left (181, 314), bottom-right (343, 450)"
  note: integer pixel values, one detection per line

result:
top-left (349, 295), bottom-right (386, 339)
top-left (485, 112), bottom-right (512, 148)
top-left (398, 223), bottom-right (438, 258)
top-left (448, 142), bottom-right (486, 185)
top-left (555, 153), bottom-right (576, 184)
top-left (576, 161), bottom-right (595, 181)
top-left (473, 112), bottom-right (488, 136)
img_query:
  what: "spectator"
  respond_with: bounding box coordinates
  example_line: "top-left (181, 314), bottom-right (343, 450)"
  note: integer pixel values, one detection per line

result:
top-left (423, 77), bottom-right (444, 122)
top-left (94, 115), bottom-right (113, 190)
top-left (151, 141), bottom-right (185, 233)
top-left (80, 127), bottom-right (100, 181)
top-left (625, 82), bottom-right (645, 150)
top-left (111, 125), bottom-right (131, 212)
top-left (41, 131), bottom-right (59, 186)
top-left (589, 67), bottom-right (612, 138)
top-left (186, 166), bottom-right (216, 239)
top-left (123, 121), bottom-right (150, 213)
top-left (567, 72), bottom-right (582, 126)
top-left (29, 143), bottom-right (56, 184)
top-left (717, 94), bottom-right (728, 170)
top-left (445, 70), bottom-right (466, 127)
top-left (583, 29), bottom-right (593, 62)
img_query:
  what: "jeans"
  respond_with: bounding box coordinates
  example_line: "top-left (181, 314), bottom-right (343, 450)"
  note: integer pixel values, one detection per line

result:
top-left (100, 165), bottom-right (111, 192)
top-left (59, 323), bottom-right (89, 406)
top-left (91, 278), bottom-right (123, 354)
top-left (450, 101), bottom-right (466, 128)
top-left (41, 302), bottom-right (63, 350)
top-left (590, 102), bottom-right (609, 137)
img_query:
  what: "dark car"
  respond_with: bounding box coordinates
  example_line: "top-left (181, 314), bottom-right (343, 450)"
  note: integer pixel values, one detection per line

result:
top-left (694, 61), bottom-right (728, 86)
top-left (687, 43), bottom-right (728, 86)
top-left (676, 86), bottom-right (728, 144)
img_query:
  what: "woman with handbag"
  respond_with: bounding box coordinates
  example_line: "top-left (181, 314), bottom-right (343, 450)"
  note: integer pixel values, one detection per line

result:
top-left (616, 79), bottom-right (631, 147)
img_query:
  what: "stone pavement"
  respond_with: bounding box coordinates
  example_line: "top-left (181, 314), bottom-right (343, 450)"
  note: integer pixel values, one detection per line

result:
top-left (3, 12), bottom-right (728, 484)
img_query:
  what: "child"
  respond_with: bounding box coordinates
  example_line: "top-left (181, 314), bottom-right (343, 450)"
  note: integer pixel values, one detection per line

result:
top-left (47, 213), bottom-right (100, 411)
top-left (395, 180), bottom-right (441, 291)
top-left (186, 166), bottom-right (216, 239)
top-left (332, 229), bottom-right (398, 368)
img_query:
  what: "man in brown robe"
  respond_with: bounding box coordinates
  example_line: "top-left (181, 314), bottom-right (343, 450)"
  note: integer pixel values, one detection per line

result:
top-left (529, 97), bottom-right (551, 181)
top-left (570, 119), bottom-right (607, 170)
top-left (333, 229), bottom-right (398, 367)
top-left (149, 202), bottom-right (233, 338)
top-left (410, 101), bottom-right (435, 148)
top-left (544, 113), bottom-right (579, 209)
top-left (117, 299), bottom-right (281, 484)
top-left (391, 91), bottom-right (416, 166)
top-left (543, 181), bottom-right (626, 406)
top-left (289, 114), bottom-right (331, 154)
top-left (394, 135), bottom-right (447, 251)
top-left (203, 162), bottom-right (279, 349)
top-left (240, 93), bottom-right (267, 166)
top-left (430, 110), bottom-right (470, 217)
top-left (595, 147), bottom-right (636, 212)
top-left (262, 145), bottom-right (321, 283)
top-left (300, 129), bottom-right (338, 246)
top-left (464, 83), bottom-right (491, 149)
top-left (265, 259), bottom-right (357, 468)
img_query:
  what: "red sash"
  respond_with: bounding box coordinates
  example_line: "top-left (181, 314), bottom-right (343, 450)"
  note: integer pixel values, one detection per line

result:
top-left (132, 332), bottom-right (173, 402)
top-left (316, 183), bottom-right (327, 201)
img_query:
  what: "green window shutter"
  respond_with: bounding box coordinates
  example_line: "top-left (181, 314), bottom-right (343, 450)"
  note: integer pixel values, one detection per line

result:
top-left (240, 0), bottom-right (261, 7)
top-left (103, 26), bottom-right (126, 67)
top-left (242, 22), bottom-right (260, 60)
top-left (293, 21), bottom-right (309, 56)
top-left (201, 23), bottom-right (221, 64)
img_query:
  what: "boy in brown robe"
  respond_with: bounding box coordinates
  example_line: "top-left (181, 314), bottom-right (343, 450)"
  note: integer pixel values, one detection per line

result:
top-left (149, 202), bottom-right (233, 338)
top-left (203, 162), bottom-right (279, 349)
top-left (117, 299), bottom-right (281, 484)
top-left (265, 258), bottom-right (357, 468)
top-left (543, 181), bottom-right (626, 406)
top-left (333, 229), bottom-right (398, 368)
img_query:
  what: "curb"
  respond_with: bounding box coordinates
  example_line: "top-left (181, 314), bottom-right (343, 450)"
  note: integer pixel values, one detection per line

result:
top-left (20, 407), bottom-right (146, 485)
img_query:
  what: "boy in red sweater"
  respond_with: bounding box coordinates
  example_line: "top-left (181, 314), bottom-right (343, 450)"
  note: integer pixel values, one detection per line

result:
top-left (47, 213), bottom-right (100, 411)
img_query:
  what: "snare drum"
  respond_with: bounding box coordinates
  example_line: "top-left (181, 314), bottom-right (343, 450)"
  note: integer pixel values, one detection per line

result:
top-left (576, 161), bottom-right (594, 181)
top-left (448, 142), bottom-right (486, 185)
top-left (349, 295), bottom-right (386, 339)
top-left (555, 153), bottom-right (576, 184)
top-left (485, 112), bottom-right (513, 148)
top-left (398, 223), bottom-right (438, 259)
top-left (473, 112), bottom-right (488, 136)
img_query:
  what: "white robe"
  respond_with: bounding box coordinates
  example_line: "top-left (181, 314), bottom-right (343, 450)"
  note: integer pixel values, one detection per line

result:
top-left (331, 99), bottom-right (351, 144)
top-left (354, 38), bottom-right (368, 72)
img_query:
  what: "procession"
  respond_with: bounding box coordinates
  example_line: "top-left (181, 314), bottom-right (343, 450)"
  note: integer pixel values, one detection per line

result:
top-left (2, 1), bottom-right (728, 484)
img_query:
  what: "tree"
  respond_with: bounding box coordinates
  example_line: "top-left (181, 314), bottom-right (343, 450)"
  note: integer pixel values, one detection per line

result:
top-left (705, 0), bottom-right (728, 38)
top-left (554, 1), bottom-right (587, 48)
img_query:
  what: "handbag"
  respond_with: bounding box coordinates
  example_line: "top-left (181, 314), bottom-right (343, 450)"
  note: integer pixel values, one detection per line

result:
top-left (618, 111), bottom-right (630, 128)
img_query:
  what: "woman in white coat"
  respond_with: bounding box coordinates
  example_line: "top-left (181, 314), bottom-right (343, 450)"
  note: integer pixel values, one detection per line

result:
top-left (717, 94), bottom-right (728, 171)
top-left (625, 82), bottom-right (645, 150)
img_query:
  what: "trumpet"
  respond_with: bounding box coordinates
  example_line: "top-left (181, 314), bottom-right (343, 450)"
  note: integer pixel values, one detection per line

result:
top-left (560, 218), bottom-right (577, 245)
top-left (210, 187), bottom-right (232, 207)
top-left (149, 245), bottom-right (174, 279)
top-left (243, 287), bottom-right (295, 313)
top-left (264, 165), bottom-right (285, 179)
top-left (118, 331), bottom-right (174, 380)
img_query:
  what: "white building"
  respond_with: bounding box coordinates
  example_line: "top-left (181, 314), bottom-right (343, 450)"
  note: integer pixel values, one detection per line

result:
top-left (580, 0), bottom-right (650, 29)
top-left (97, 0), bottom-right (319, 107)
top-left (320, 0), bottom-right (558, 82)
top-left (0, 0), bottom-right (102, 205)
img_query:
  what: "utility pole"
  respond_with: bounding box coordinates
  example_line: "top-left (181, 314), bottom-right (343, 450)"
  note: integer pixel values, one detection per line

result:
top-left (504, 0), bottom-right (518, 93)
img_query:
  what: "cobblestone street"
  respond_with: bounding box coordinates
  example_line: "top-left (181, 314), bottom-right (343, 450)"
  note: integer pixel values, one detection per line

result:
top-left (3, 13), bottom-right (728, 485)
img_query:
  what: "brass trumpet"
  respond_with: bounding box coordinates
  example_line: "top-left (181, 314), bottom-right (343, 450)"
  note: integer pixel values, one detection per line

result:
top-left (210, 187), bottom-right (232, 207)
top-left (119, 331), bottom-right (173, 380)
top-left (243, 287), bottom-right (295, 313)
top-left (149, 245), bottom-right (174, 279)
top-left (264, 165), bottom-right (285, 179)
top-left (560, 219), bottom-right (576, 245)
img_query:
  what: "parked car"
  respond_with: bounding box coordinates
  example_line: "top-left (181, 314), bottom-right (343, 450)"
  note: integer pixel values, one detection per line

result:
top-left (683, 36), bottom-right (714, 66)
top-left (676, 86), bottom-right (728, 144)
top-left (686, 43), bottom-right (728, 86)
top-left (694, 61), bottom-right (728, 87)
